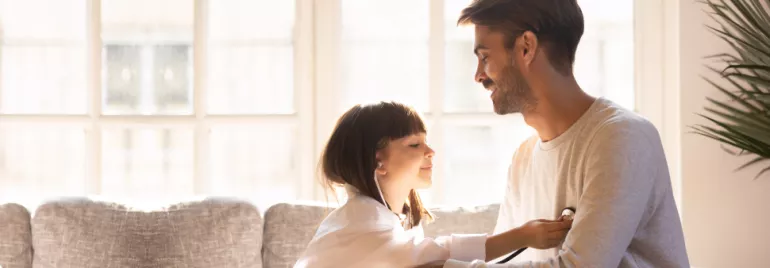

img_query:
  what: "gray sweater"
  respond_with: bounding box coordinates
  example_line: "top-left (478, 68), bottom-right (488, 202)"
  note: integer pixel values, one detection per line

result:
top-left (446, 98), bottom-right (690, 268)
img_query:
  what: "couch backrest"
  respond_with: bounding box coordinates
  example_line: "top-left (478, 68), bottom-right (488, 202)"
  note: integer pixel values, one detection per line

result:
top-left (260, 202), bottom-right (500, 268)
top-left (0, 203), bottom-right (33, 268)
top-left (261, 203), bottom-right (331, 268)
top-left (4, 199), bottom-right (499, 268)
top-left (423, 204), bottom-right (500, 238)
top-left (31, 197), bottom-right (263, 268)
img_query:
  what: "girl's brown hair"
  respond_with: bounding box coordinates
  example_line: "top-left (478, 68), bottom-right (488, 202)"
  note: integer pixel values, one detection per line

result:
top-left (319, 101), bottom-right (433, 228)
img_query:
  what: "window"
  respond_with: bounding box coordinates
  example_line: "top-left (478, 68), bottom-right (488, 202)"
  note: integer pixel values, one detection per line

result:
top-left (0, 0), bottom-right (634, 209)
top-left (320, 0), bottom-right (634, 206)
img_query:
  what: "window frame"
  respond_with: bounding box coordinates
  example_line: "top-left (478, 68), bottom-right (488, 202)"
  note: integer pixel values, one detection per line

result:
top-left (313, 0), bottom-right (520, 205)
top-left (0, 0), bottom-right (675, 207)
top-left (0, 0), bottom-right (317, 203)
top-left (633, 0), bottom-right (681, 208)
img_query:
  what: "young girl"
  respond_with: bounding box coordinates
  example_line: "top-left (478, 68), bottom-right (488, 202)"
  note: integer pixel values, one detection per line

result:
top-left (294, 102), bottom-right (571, 268)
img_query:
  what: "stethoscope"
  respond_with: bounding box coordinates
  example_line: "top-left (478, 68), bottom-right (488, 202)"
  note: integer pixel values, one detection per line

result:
top-left (496, 207), bottom-right (576, 264)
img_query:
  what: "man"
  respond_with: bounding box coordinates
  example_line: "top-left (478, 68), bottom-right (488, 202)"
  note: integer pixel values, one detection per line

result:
top-left (423, 0), bottom-right (690, 267)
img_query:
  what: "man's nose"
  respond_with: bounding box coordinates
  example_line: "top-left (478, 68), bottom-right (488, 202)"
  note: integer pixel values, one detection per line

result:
top-left (475, 66), bottom-right (488, 84)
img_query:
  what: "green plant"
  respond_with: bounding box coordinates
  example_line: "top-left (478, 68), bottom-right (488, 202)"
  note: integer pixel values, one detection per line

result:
top-left (692, 0), bottom-right (770, 179)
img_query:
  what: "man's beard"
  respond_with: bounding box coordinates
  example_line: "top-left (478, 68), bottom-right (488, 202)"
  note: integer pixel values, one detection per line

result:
top-left (484, 62), bottom-right (536, 115)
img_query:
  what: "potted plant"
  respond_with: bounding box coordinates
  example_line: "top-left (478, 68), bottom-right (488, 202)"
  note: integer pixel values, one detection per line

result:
top-left (693, 0), bottom-right (770, 179)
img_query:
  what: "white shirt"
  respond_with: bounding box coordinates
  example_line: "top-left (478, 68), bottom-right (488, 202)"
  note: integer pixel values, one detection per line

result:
top-left (446, 98), bottom-right (690, 268)
top-left (294, 186), bottom-right (488, 268)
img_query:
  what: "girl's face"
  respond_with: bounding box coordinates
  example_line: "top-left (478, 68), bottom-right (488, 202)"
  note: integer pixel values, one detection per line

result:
top-left (376, 132), bottom-right (435, 190)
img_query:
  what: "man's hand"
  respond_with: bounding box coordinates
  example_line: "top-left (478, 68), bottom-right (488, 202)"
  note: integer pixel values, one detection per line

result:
top-left (412, 260), bottom-right (446, 268)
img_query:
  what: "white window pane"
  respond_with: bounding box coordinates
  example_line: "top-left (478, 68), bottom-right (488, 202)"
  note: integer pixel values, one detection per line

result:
top-left (341, 43), bottom-right (429, 113)
top-left (443, 0), bottom-right (495, 113)
top-left (579, 0), bottom-right (633, 24)
top-left (101, 128), bottom-right (194, 204)
top-left (444, 0), bottom-right (474, 42)
top-left (154, 45), bottom-right (193, 114)
top-left (340, 1), bottom-right (430, 113)
top-left (575, 0), bottom-right (635, 110)
top-left (207, 46), bottom-right (294, 114)
top-left (342, 0), bottom-right (428, 40)
top-left (0, 0), bottom-right (86, 40)
top-left (101, 0), bottom-right (193, 42)
top-left (1, 46), bottom-right (87, 114)
top-left (0, 126), bottom-right (86, 208)
top-left (444, 40), bottom-right (493, 113)
top-left (437, 123), bottom-right (535, 206)
top-left (0, 0), bottom-right (87, 115)
top-left (208, 125), bottom-right (299, 209)
top-left (574, 34), bottom-right (603, 97)
top-left (206, 1), bottom-right (295, 115)
top-left (601, 24), bottom-right (634, 110)
top-left (102, 45), bottom-right (193, 115)
top-left (208, 0), bottom-right (295, 41)
top-left (101, 0), bottom-right (193, 115)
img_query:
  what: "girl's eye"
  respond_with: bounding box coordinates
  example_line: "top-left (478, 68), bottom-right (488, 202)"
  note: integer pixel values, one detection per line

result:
top-left (409, 143), bottom-right (420, 148)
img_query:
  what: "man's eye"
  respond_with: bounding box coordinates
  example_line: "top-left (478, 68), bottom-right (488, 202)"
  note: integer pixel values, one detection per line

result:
top-left (409, 144), bottom-right (420, 148)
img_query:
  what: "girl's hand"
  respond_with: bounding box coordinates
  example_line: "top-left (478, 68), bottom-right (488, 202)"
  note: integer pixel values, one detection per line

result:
top-left (518, 218), bottom-right (573, 249)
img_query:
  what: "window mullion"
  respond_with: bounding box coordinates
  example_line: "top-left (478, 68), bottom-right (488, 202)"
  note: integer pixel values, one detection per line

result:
top-left (313, 0), bottom-right (342, 201)
top-left (296, 0), bottom-right (317, 202)
top-left (193, 0), bottom-right (210, 196)
top-left (428, 0), bottom-right (446, 205)
top-left (86, 0), bottom-right (103, 197)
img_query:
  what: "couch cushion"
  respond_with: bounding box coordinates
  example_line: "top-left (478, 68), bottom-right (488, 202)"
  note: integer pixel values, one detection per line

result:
top-left (423, 204), bottom-right (499, 238)
top-left (31, 197), bottom-right (263, 268)
top-left (0, 203), bottom-right (32, 268)
top-left (261, 203), bottom-right (332, 268)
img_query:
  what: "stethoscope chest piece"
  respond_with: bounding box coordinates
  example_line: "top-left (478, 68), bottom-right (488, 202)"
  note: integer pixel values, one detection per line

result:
top-left (561, 207), bottom-right (576, 220)
top-left (496, 206), bottom-right (577, 264)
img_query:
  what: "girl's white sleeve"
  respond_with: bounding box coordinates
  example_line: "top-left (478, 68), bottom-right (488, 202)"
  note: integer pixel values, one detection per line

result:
top-left (295, 228), bottom-right (487, 268)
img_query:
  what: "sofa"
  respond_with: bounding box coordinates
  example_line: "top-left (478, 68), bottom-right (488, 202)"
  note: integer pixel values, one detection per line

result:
top-left (0, 198), bottom-right (499, 268)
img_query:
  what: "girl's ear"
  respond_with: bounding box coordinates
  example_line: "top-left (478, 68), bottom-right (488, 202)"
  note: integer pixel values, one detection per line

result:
top-left (375, 152), bottom-right (387, 176)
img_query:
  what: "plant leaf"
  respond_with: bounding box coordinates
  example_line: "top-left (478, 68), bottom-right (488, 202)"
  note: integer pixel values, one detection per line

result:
top-left (728, 0), bottom-right (770, 41)
top-left (754, 165), bottom-right (770, 180)
top-left (697, 0), bottom-right (770, 179)
top-left (725, 72), bottom-right (770, 91)
top-left (712, 0), bottom-right (770, 50)
top-left (700, 114), bottom-right (770, 156)
top-left (736, 156), bottom-right (770, 171)
top-left (703, 72), bottom-right (768, 112)
top-left (724, 64), bottom-right (770, 73)
top-left (696, 116), bottom-right (763, 153)
top-left (706, 96), bottom-right (770, 126)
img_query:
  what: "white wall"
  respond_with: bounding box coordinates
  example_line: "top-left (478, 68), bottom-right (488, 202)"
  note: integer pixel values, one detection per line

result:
top-left (678, 1), bottom-right (770, 267)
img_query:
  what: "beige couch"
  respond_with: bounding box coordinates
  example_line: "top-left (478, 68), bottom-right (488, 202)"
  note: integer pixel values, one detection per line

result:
top-left (0, 198), bottom-right (499, 268)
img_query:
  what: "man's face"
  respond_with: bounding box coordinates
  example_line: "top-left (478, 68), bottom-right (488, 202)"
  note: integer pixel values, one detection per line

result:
top-left (473, 25), bottom-right (536, 115)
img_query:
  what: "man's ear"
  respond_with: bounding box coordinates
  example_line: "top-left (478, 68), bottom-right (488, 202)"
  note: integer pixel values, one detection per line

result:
top-left (518, 31), bottom-right (539, 66)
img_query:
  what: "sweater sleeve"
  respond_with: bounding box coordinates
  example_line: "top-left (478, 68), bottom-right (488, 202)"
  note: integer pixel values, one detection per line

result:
top-left (444, 120), bottom-right (660, 268)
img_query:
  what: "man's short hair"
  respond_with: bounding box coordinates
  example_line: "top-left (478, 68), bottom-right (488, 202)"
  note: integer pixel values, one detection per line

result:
top-left (458, 0), bottom-right (584, 74)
